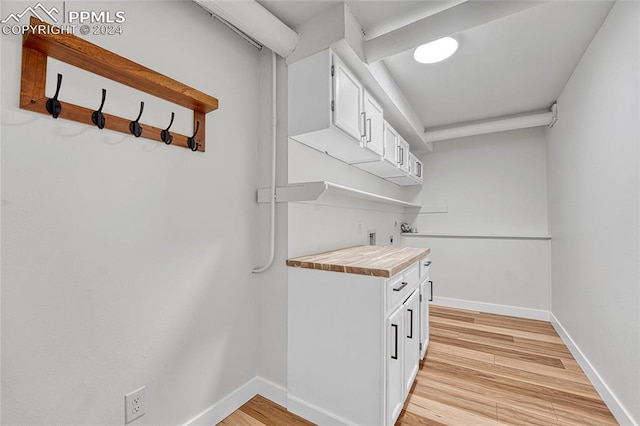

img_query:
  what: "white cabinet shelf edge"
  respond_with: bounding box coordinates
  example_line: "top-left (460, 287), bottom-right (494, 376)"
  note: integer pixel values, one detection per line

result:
top-left (256, 181), bottom-right (421, 212)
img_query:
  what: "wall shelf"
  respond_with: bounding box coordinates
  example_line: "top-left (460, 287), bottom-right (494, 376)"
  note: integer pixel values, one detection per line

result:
top-left (401, 233), bottom-right (552, 240)
top-left (257, 181), bottom-right (421, 213)
top-left (20, 17), bottom-right (218, 151)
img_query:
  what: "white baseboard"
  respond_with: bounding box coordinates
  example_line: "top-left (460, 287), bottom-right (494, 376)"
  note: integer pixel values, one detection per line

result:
top-left (287, 394), bottom-right (357, 426)
top-left (256, 377), bottom-right (287, 407)
top-left (551, 314), bottom-right (637, 426)
top-left (182, 377), bottom-right (259, 426)
top-left (182, 376), bottom-right (288, 426)
top-left (432, 296), bottom-right (550, 321)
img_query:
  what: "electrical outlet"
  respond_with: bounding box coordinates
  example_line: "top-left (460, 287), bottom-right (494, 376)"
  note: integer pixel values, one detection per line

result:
top-left (368, 230), bottom-right (377, 245)
top-left (125, 387), bottom-right (146, 423)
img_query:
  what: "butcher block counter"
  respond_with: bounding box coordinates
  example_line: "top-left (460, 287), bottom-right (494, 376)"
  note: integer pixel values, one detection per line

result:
top-left (286, 245), bottom-right (430, 278)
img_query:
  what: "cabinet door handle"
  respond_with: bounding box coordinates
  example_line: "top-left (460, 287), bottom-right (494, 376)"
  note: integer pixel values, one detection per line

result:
top-left (429, 280), bottom-right (433, 302)
top-left (407, 309), bottom-right (414, 339)
top-left (418, 162), bottom-right (422, 177)
top-left (391, 324), bottom-right (398, 360)
top-left (366, 118), bottom-right (372, 143)
top-left (399, 147), bottom-right (404, 165)
top-left (393, 281), bottom-right (408, 292)
top-left (424, 261), bottom-right (431, 267)
top-left (361, 112), bottom-right (366, 138)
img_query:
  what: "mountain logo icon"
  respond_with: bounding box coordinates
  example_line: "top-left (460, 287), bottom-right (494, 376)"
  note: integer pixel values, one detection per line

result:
top-left (1, 3), bottom-right (59, 24)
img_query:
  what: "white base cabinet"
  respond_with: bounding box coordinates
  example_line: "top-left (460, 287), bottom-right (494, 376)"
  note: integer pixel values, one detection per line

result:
top-left (288, 261), bottom-right (427, 426)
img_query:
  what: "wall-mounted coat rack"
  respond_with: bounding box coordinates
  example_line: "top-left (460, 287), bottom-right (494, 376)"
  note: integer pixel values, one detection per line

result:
top-left (20, 17), bottom-right (218, 152)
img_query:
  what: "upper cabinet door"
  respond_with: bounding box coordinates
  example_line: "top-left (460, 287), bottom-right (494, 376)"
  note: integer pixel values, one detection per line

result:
top-left (332, 55), bottom-right (364, 142)
top-left (383, 121), bottom-right (399, 165)
top-left (409, 153), bottom-right (423, 182)
top-left (363, 92), bottom-right (384, 157)
top-left (397, 136), bottom-right (410, 173)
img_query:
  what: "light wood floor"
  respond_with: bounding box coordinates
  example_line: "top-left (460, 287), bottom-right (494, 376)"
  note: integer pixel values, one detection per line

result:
top-left (218, 306), bottom-right (618, 426)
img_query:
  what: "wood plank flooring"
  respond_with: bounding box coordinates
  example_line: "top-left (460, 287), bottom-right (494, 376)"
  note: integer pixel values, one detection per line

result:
top-left (218, 306), bottom-right (618, 426)
top-left (219, 395), bottom-right (311, 426)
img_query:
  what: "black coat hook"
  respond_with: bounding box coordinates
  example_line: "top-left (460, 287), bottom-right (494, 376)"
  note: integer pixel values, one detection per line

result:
top-left (187, 121), bottom-right (200, 152)
top-left (46, 73), bottom-right (63, 119)
top-left (129, 101), bottom-right (144, 137)
top-left (160, 112), bottom-right (175, 145)
top-left (92, 89), bottom-right (107, 129)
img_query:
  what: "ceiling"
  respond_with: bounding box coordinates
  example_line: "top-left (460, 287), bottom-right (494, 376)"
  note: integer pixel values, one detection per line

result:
top-left (258, 0), bottom-right (613, 129)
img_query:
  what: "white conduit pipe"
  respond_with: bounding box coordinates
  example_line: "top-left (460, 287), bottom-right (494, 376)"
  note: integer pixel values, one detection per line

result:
top-left (253, 51), bottom-right (278, 273)
top-left (425, 104), bottom-right (558, 143)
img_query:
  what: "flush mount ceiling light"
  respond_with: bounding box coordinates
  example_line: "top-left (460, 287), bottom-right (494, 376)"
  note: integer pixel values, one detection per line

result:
top-left (413, 37), bottom-right (458, 64)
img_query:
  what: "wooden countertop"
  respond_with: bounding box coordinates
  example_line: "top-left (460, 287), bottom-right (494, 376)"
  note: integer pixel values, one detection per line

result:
top-left (286, 245), bottom-right (431, 278)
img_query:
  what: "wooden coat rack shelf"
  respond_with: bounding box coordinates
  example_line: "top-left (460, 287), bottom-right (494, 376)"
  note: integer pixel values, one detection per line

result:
top-left (20, 17), bottom-right (218, 152)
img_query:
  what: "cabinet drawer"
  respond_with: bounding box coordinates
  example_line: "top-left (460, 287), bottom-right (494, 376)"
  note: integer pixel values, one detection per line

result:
top-left (419, 256), bottom-right (431, 281)
top-left (404, 263), bottom-right (419, 288)
top-left (387, 263), bottom-right (419, 310)
top-left (387, 275), bottom-right (407, 310)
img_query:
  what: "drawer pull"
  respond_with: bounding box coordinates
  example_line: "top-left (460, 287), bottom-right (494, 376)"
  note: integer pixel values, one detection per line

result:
top-left (407, 309), bottom-right (414, 339)
top-left (429, 280), bottom-right (434, 302)
top-left (424, 261), bottom-right (432, 266)
top-left (393, 281), bottom-right (408, 292)
top-left (391, 324), bottom-right (399, 360)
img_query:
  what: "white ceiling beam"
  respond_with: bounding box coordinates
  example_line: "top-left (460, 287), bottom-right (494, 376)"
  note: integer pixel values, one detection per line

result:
top-left (364, 1), bottom-right (545, 64)
top-left (425, 105), bottom-right (558, 143)
top-left (193, 0), bottom-right (299, 58)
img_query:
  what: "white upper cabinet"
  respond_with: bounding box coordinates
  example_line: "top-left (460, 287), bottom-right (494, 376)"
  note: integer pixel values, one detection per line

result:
top-left (362, 91), bottom-right (384, 157)
top-left (288, 49), bottom-right (380, 164)
top-left (354, 120), bottom-right (404, 178)
top-left (387, 150), bottom-right (423, 186)
top-left (333, 56), bottom-right (364, 141)
top-left (386, 135), bottom-right (422, 186)
top-left (288, 49), bottom-right (423, 186)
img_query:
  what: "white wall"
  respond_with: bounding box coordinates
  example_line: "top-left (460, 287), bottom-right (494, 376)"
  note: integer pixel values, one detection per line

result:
top-left (546, 2), bottom-right (639, 424)
top-left (1, 2), bottom-right (265, 423)
top-left (407, 128), bottom-right (548, 235)
top-left (402, 128), bottom-right (550, 317)
top-left (255, 51), bottom-right (289, 390)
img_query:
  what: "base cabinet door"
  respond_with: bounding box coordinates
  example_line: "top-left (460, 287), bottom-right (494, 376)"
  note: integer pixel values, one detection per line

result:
top-left (387, 304), bottom-right (405, 426)
top-left (419, 279), bottom-right (430, 360)
top-left (404, 289), bottom-right (420, 395)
